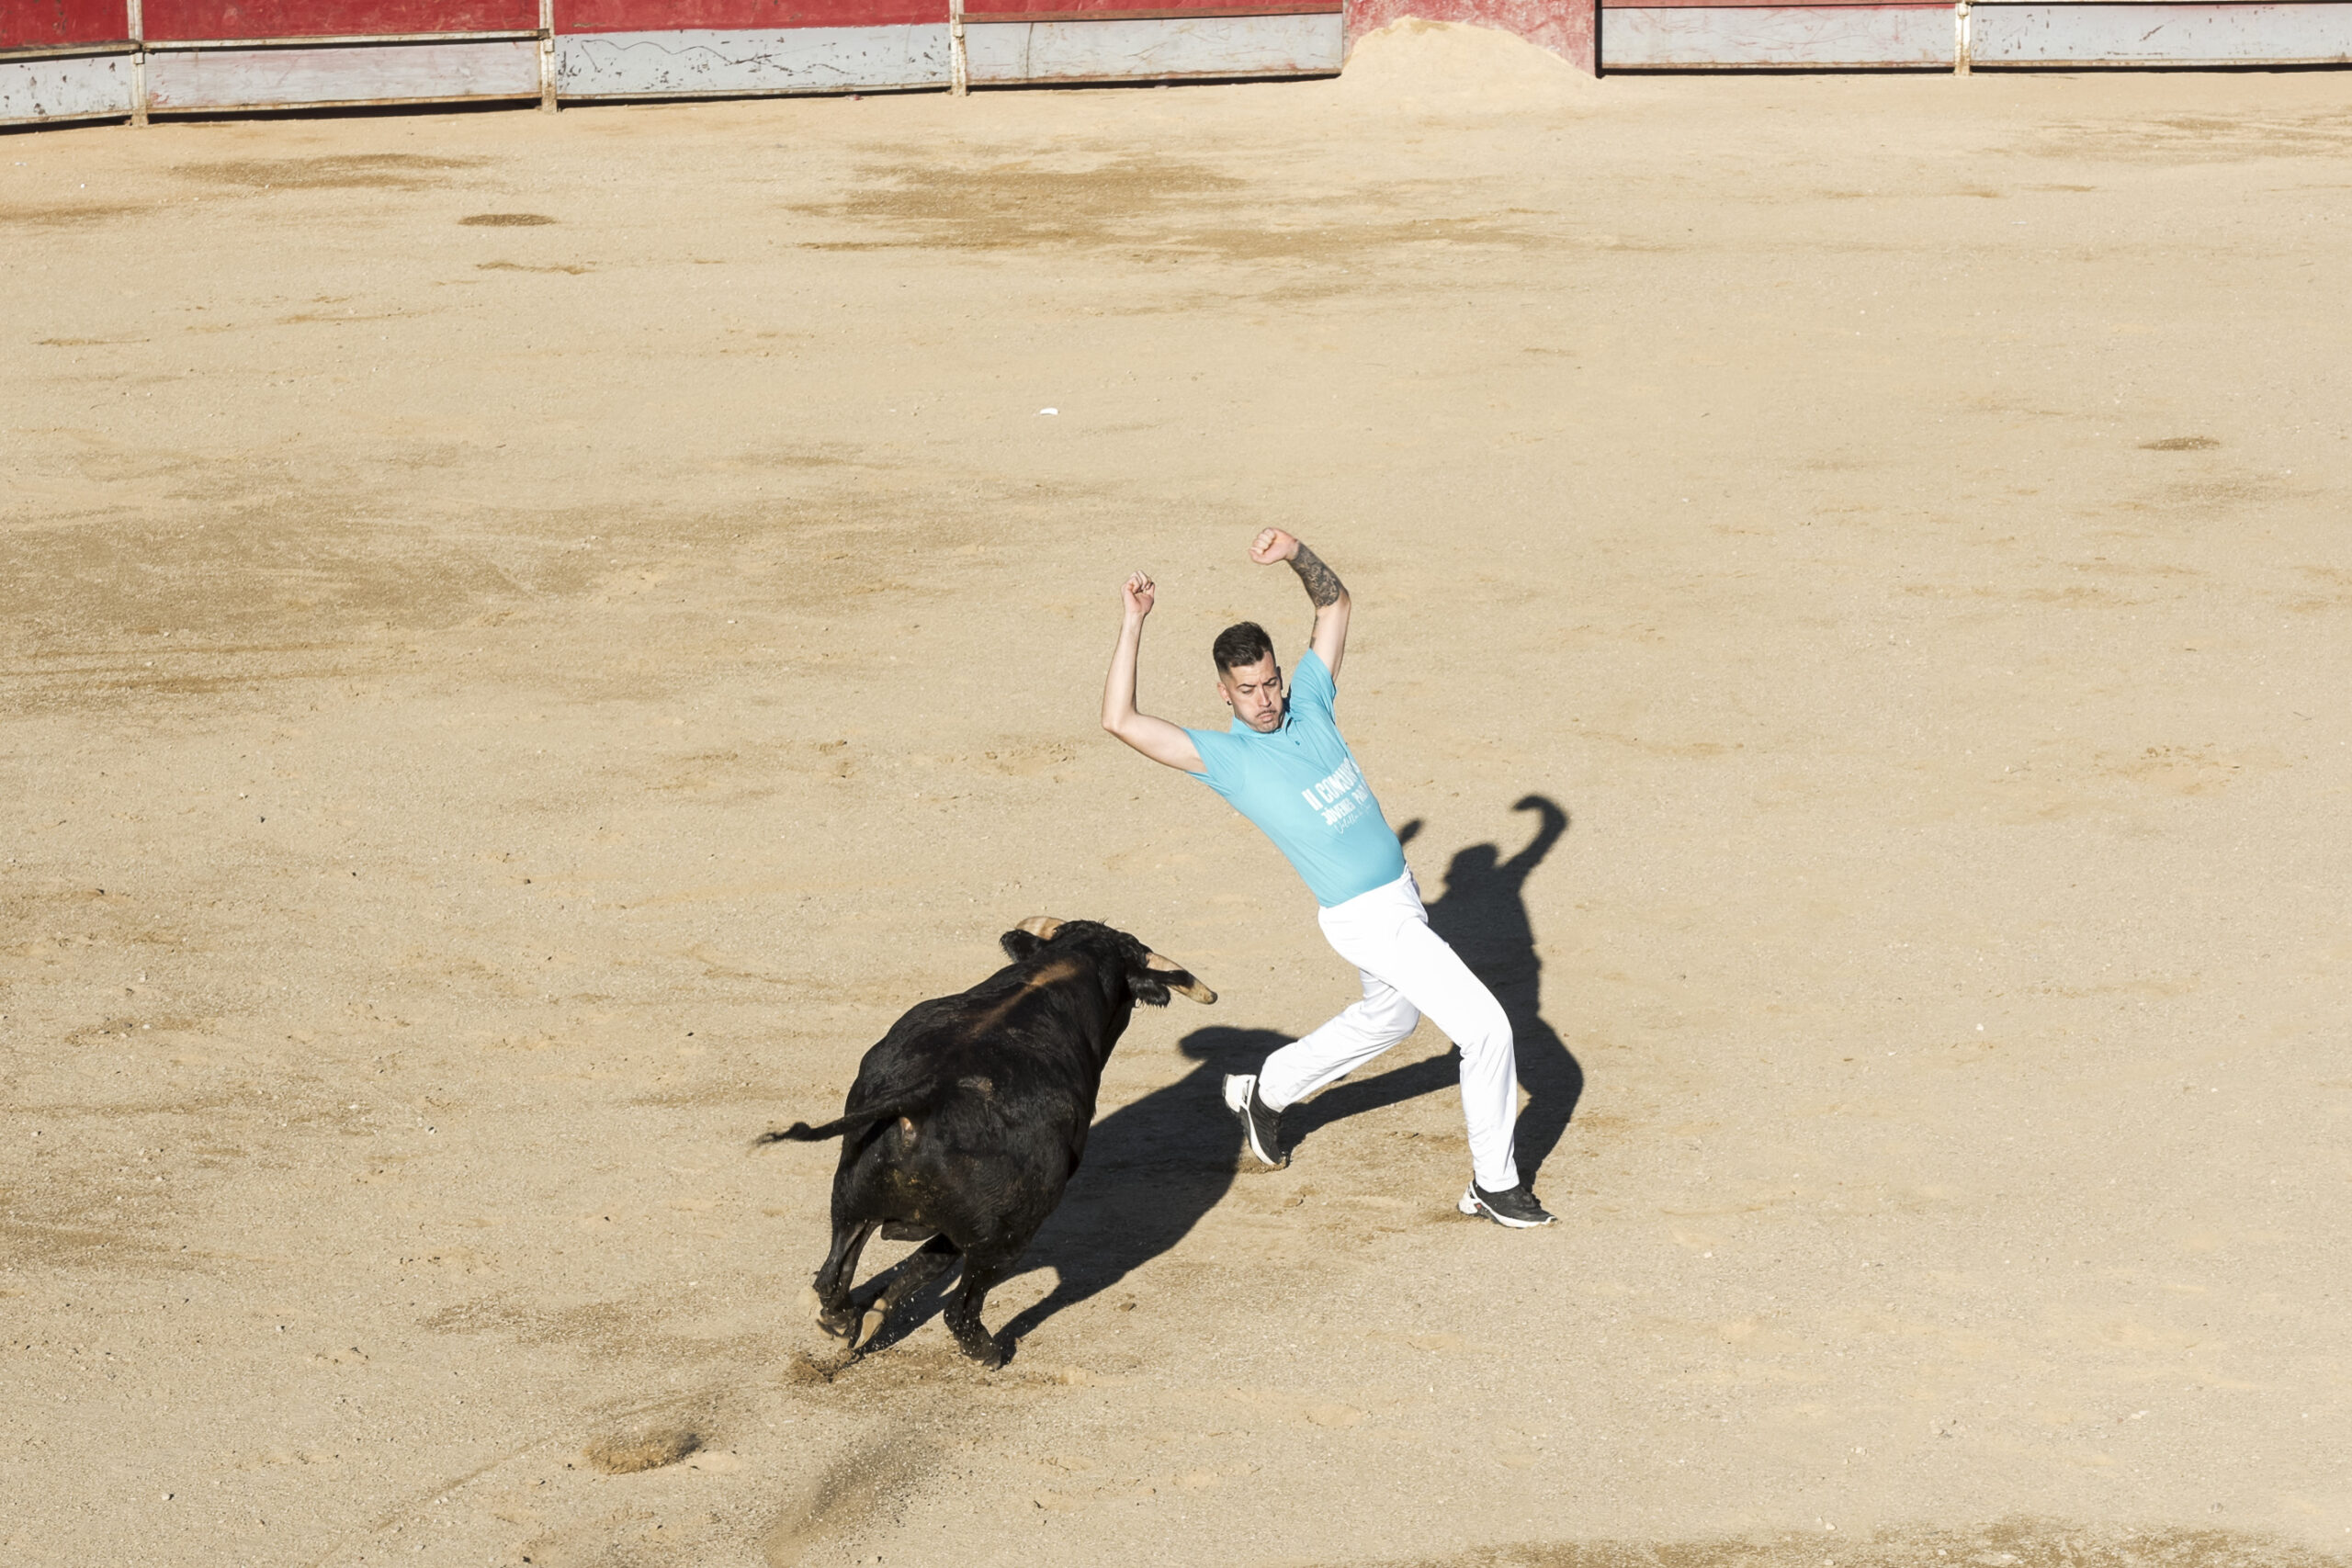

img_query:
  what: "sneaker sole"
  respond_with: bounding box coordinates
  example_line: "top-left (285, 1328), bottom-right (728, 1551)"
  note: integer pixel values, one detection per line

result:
top-left (1457, 1187), bottom-right (1555, 1228)
top-left (1223, 1074), bottom-right (1284, 1168)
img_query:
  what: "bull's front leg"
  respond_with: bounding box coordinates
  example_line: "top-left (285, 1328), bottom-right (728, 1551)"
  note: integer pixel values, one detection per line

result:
top-left (807, 1217), bottom-right (880, 1343)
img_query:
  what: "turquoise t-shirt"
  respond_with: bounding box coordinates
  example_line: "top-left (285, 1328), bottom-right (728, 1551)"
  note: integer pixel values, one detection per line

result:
top-left (1185, 649), bottom-right (1408, 908)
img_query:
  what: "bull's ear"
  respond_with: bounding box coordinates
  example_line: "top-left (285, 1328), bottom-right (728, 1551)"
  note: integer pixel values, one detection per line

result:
top-left (1143, 950), bottom-right (1216, 1005)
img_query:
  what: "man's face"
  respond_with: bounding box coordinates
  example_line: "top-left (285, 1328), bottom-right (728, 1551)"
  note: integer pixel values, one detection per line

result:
top-left (1218, 654), bottom-right (1285, 733)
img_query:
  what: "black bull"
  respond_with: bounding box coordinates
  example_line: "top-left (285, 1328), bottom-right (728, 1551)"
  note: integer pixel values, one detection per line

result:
top-left (759, 917), bottom-right (1215, 1367)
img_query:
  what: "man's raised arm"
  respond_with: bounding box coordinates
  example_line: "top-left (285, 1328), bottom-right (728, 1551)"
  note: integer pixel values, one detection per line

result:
top-left (1249, 528), bottom-right (1351, 678)
top-left (1102, 571), bottom-right (1205, 774)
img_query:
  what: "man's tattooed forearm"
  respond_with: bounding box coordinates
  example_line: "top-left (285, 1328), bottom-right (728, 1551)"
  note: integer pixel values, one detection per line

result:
top-left (1289, 544), bottom-right (1345, 608)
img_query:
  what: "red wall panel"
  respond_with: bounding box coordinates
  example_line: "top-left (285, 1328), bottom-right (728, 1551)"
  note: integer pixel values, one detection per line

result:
top-left (3, 0), bottom-right (130, 49)
top-left (141, 0), bottom-right (536, 39)
top-left (554, 0), bottom-right (941, 28)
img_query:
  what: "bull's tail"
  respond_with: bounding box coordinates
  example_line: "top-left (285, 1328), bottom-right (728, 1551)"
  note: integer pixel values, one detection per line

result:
top-left (753, 1105), bottom-right (910, 1149)
top-left (754, 1116), bottom-right (854, 1145)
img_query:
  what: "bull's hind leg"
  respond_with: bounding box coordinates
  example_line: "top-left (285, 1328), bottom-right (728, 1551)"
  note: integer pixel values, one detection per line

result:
top-left (807, 1217), bottom-right (879, 1343)
top-left (942, 1247), bottom-right (1021, 1369)
top-left (877, 1234), bottom-right (961, 1317)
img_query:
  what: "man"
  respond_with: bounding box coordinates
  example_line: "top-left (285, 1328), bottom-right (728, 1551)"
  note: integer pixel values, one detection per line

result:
top-left (1100, 530), bottom-right (1554, 1227)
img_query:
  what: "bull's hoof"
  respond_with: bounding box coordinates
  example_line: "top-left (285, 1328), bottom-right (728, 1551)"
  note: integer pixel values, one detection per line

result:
top-left (805, 1285), bottom-right (863, 1342)
top-left (956, 1333), bottom-right (1008, 1371)
top-left (853, 1307), bottom-right (888, 1351)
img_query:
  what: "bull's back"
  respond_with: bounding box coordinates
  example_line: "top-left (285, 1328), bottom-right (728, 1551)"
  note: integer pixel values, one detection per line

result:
top-left (846, 964), bottom-right (1110, 1118)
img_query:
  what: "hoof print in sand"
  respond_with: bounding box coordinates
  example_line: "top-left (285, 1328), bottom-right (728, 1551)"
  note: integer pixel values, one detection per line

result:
top-left (582, 1427), bottom-right (701, 1475)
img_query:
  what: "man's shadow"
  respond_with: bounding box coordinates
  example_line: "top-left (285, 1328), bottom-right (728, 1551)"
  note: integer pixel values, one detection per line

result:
top-left (1286, 794), bottom-right (1581, 1178)
top-left (856, 795), bottom-right (1578, 1354)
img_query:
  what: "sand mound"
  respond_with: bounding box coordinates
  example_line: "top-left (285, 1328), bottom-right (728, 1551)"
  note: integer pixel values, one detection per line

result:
top-left (1332, 19), bottom-right (1602, 108)
top-left (583, 1427), bottom-right (702, 1474)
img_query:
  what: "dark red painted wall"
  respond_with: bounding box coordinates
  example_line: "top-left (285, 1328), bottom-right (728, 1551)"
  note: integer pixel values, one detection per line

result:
top-left (140, 0), bottom-right (535, 39)
top-left (2, 0), bottom-right (130, 49)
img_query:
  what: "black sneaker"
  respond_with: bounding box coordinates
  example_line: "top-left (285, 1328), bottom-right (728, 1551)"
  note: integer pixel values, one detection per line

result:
top-left (1222, 1073), bottom-right (1287, 1168)
top-left (1458, 1180), bottom-right (1555, 1228)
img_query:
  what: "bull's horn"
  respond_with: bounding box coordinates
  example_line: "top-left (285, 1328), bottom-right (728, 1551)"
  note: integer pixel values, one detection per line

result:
top-left (1016, 916), bottom-right (1065, 940)
top-left (1144, 950), bottom-right (1217, 1004)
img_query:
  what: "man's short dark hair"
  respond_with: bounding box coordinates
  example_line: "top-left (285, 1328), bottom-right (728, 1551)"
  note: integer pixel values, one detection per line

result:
top-left (1212, 622), bottom-right (1275, 677)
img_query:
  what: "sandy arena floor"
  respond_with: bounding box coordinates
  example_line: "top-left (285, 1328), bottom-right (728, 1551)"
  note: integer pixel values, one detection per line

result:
top-left (6, 25), bottom-right (2352, 1567)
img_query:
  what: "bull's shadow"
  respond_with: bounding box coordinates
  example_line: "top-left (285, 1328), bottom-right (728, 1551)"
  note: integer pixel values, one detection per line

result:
top-left (1288, 794), bottom-right (1583, 1179)
top-left (854, 795), bottom-right (1577, 1356)
top-left (998, 1024), bottom-right (1283, 1342)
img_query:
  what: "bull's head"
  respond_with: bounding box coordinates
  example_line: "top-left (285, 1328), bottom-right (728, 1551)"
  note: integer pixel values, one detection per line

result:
top-left (1001, 916), bottom-right (1216, 1006)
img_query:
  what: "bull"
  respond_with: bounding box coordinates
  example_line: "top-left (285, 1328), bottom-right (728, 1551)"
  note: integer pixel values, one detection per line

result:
top-left (759, 916), bottom-right (1215, 1368)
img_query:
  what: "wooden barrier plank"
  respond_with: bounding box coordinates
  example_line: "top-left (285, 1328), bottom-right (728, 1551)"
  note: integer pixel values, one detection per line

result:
top-left (1970, 1), bottom-right (2352, 64)
top-left (141, 0), bottom-right (536, 43)
top-left (0, 47), bottom-right (133, 119)
top-left (554, 23), bottom-right (947, 90)
top-left (963, 9), bottom-right (1340, 76)
top-left (1601, 3), bottom-right (1950, 63)
top-left (144, 35), bottom-right (539, 104)
top-left (1602, 0), bottom-right (1940, 10)
top-left (1345, 0), bottom-right (1594, 71)
top-left (964, 0), bottom-right (1336, 17)
top-left (2, 0), bottom-right (130, 51)
top-left (555, 0), bottom-right (941, 31)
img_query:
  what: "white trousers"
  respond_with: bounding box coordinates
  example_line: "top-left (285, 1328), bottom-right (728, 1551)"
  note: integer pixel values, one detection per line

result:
top-left (1257, 869), bottom-right (1522, 1192)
